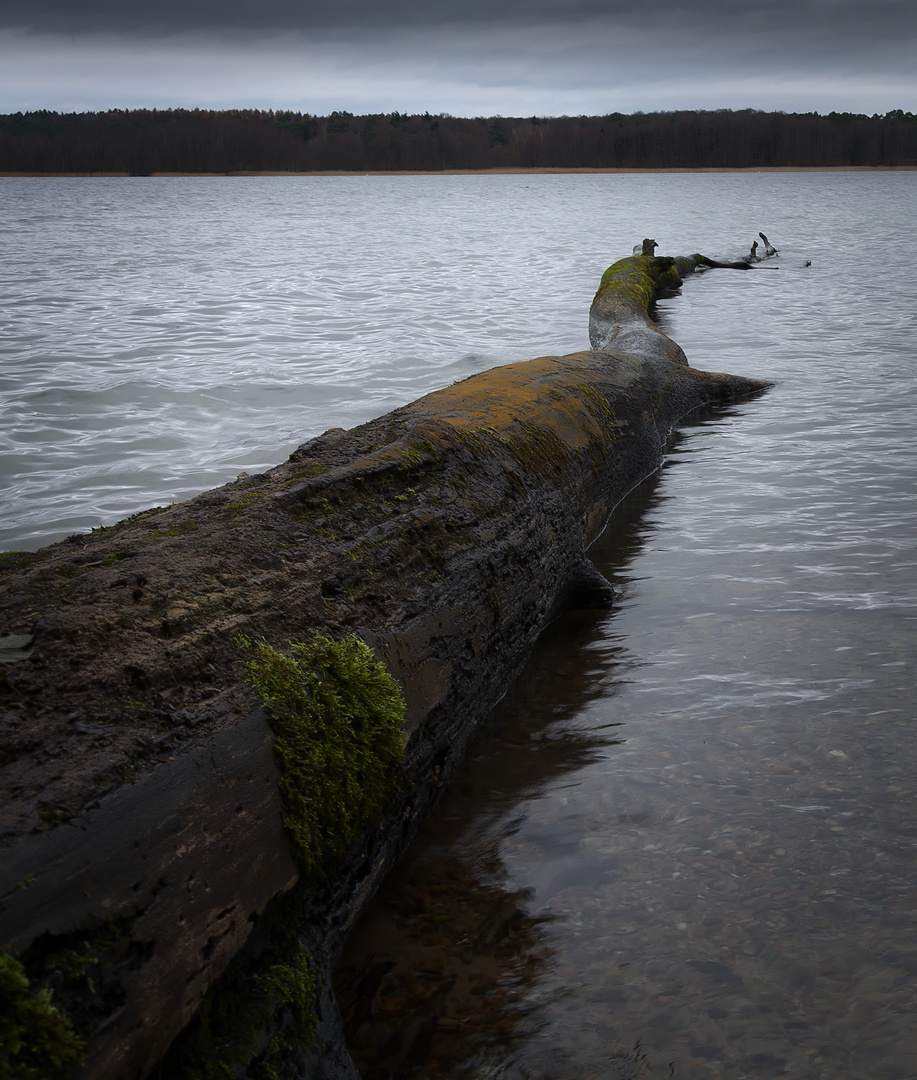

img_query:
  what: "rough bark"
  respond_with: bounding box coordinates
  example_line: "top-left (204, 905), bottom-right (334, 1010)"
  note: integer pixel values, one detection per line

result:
top-left (0, 250), bottom-right (770, 1079)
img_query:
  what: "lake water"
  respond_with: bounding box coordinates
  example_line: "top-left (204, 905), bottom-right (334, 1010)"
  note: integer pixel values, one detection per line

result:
top-left (3, 172), bottom-right (917, 1079)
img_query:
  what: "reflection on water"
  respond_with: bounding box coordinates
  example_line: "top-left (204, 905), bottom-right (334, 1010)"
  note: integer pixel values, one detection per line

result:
top-left (336, 409), bottom-right (917, 1080)
top-left (333, 600), bottom-right (639, 1077)
top-left (335, 855), bottom-right (554, 1079)
top-left (334, 480), bottom-right (665, 1078)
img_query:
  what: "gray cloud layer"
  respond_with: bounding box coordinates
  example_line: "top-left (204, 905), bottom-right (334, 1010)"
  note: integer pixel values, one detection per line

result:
top-left (2, 0), bottom-right (913, 38)
top-left (1, 0), bottom-right (915, 116)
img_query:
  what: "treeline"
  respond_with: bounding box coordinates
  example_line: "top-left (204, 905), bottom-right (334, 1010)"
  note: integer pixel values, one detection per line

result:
top-left (1, 107), bottom-right (916, 174)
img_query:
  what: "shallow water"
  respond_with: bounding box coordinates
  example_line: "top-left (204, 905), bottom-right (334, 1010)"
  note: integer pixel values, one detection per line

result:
top-left (336, 409), bottom-right (917, 1077)
top-left (330, 173), bottom-right (917, 1079)
top-left (3, 172), bottom-right (917, 1078)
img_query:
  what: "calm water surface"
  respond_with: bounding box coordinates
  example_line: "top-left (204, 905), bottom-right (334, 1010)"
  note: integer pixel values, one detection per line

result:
top-left (3, 173), bottom-right (917, 1078)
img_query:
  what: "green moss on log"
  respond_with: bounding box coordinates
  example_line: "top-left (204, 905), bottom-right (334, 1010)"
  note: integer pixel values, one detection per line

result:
top-left (499, 420), bottom-right (572, 479)
top-left (239, 634), bottom-right (406, 877)
top-left (40, 917), bottom-right (130, 995)
top-left (591, 254), bottom-right (684, 315)
top-left (254, 940), bottom-right (318, 1076)
top-left (0, 951), bottom-right (85, 1080)
top-left (142, 521), bottom-right (199, 538)
top-left (0, 552), bottom-right (41, 575)
top-left (592, 257), bottom-right (657, 312)
top-left (453, 421), bottom-right (571, 479)
top-left (162, 930), bottom-right (317, 1080)
top-left (165, 636), bottom-right (406, 1076)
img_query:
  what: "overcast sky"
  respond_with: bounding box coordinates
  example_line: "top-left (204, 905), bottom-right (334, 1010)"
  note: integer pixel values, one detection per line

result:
top-left (1, 0), bottom-right (915, 117)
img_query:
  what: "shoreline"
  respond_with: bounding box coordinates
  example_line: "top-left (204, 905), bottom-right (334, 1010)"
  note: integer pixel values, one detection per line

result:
top-left (2, 165), bottom-right (915, 177)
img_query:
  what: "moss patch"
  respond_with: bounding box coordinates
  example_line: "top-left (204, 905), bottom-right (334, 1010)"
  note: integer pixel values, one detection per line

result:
top-left (593, 257), bottom-right (658, 313)
top-left (100, 549), bottom-right (132, 565)
top-left (399, 439), bottom-right (438, 470)
top-left (239, 634), bottom-right (406, 877)
top-left (591, 253), bottom-right (684, 316)
top-left (163, 931), bottom-right (317, 1080)
top-left (286, 463), bottom-right (331, 483)
top-left (0, 551), bottom-right (41, 576)
top-left (0, 950), bottom-right (85, 1080)
top-left (454, 421), bottom-right (570, 480)
top-left (499, 420), bottom-right (571, 479)
top-left (41, 918), bottom-right (130, 993)
top-left (159, 622), bottom-right (400, 1079)
top-left (15, 914), bottom-right (150, 1057)
top-left (255, 939), bottom-right (318, 1074)
top-left (223, 493), bottom-right (267, 517)
top-left (142, 522), bottom-right (199, 538)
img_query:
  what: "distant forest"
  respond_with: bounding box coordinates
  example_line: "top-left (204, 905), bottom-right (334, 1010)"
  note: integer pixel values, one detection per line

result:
top-left (1, 108), bottom-right (916, 173)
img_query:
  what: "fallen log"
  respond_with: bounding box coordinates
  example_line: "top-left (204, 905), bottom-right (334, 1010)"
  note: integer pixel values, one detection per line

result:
top-left (0, 247), bottom-right (770, 1079)
top-left (588, 249), bottom-right (754, 361)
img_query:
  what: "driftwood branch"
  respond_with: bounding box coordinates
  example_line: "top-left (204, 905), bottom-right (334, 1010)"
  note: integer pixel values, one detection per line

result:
top-left (589, 234), bottom-right (782, 361)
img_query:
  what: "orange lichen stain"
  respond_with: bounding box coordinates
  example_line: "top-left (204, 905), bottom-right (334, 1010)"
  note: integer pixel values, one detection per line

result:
top-left (409, 357), bottom-right (613, 455)
top-left (287, 352), bottom-right (646, 498)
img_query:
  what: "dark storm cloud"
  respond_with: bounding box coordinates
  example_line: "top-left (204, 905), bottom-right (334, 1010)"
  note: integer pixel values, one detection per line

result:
top-left (11, 0), bottom-right (665, 33)
top-left (3, 0), bottom-right (915, 43)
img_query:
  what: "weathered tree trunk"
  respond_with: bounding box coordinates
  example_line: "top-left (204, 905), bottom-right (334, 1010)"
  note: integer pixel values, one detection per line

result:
top-left (588, 250), bottom-right (753, 358)
top-left (0, 249), bottom-right (770, 1079)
